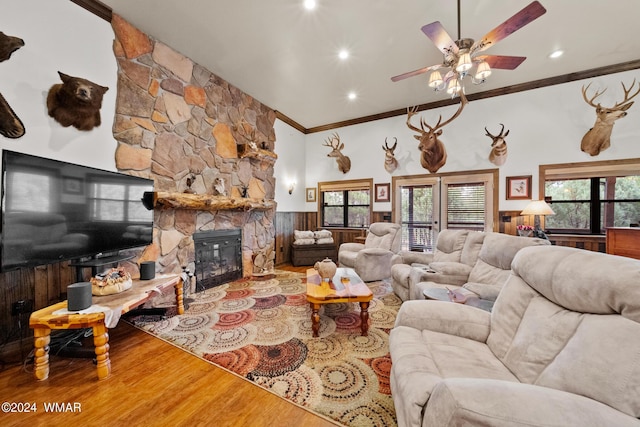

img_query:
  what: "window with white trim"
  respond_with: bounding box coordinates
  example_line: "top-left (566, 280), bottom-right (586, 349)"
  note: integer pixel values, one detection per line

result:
top-left (393, 171), bottom-right (496, 252)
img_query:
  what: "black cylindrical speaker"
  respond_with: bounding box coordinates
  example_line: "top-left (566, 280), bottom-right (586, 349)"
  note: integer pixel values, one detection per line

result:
top-left (67, 282), bottom-right (92, 311)
top-left (140, 261), bottom-right (156, 280)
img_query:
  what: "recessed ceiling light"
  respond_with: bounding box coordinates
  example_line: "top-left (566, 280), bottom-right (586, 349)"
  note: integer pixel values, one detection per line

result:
top-left (348, 92), bottom-right (357, 100)
top-left (338, 49), bottom-right (349, 60)
top-left (549, 50), bottom-right (564, 59)
top-left (303, 0), bottom-right (316, 10)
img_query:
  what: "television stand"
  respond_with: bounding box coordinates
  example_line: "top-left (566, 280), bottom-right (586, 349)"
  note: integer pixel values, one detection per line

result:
top-left (70, 253), bottom-right (134, 282)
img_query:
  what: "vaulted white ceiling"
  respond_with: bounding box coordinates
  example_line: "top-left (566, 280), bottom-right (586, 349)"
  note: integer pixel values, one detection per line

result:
top-left (99, 0), bottom-right (640, 129)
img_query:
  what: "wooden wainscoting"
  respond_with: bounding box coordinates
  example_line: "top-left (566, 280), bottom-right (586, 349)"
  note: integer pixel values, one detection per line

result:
top-left (499, 210), bottom-right (605, 253)
top-left (549, 234), bottom-right (606, 253)
top-left (0, 262), bottom-right (80, 358)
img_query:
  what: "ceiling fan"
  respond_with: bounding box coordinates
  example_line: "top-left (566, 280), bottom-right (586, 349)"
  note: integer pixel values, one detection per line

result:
top-left (391, 0), bottom-right (547, 94)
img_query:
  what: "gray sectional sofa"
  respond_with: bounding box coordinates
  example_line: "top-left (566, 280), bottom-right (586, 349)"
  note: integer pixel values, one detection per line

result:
top-left (390, 229), bottom-right (549, 302)
top-left (390, 245), bottom-right (640, 426)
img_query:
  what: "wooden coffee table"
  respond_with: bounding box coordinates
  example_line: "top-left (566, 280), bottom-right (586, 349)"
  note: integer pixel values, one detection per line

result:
top-left (306, 267), bottom-right (373, 337)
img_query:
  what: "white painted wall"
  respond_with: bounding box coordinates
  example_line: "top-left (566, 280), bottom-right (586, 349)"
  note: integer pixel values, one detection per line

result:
top-left (273, 119), bottom-right (306, 212)
top-left (4, 1), bottom-right (639, 216)
top-left (294, 69), bottom-right (640, 213)
top-left (1, 0), bottom-right (118, 170)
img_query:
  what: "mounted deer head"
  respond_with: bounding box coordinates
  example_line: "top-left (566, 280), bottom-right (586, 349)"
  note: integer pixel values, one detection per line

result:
top-left (406, 93), bottom-right (468, 173)
top-left (581, 79), bottom-right (640, 156)
top-left (485, 123), bottom-right (509, 166)
top-left (382, 137), bottom-right (399, 173)
top-left (323, 132), bottom-right (351, 174)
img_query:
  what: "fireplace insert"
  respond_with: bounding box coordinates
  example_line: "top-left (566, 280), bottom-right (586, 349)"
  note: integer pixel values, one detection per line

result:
top-left (193, 229), bottom-right (242, 291)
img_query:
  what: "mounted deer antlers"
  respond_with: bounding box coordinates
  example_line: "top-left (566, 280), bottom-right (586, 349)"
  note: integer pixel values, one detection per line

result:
top-left (382, 137), bottom-right (399, 173)
top-left (581, 79), bottom-right (640, 156)
top-left (323, 132), bottom-right (351, 174)
top-left (485, 123), bottom-right (509, 166)
top-left (406, 92), bottom-right (468, 173)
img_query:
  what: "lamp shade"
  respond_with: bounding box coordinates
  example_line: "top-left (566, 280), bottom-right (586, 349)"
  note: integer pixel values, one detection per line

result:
top-left (446, 78), bottom-right (462, 94)
top-left (456, 52), bottom-right (472, 72)
top-left (428, 70), bottom-right (443, 88)
top-left (521, 200), bottom-right (555, 216)
top-left (475, 61), bottom-right (492, 80)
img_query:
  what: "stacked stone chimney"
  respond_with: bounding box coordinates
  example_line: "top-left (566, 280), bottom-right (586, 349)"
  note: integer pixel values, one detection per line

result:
top-left (110, 14), bottom-right (276, 278)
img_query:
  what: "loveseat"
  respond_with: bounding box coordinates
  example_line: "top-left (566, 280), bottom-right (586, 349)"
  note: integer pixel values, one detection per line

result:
top-left (390, 245), bottom-right (640, 427)
top-left (391, 230), bottom-right (549, 301)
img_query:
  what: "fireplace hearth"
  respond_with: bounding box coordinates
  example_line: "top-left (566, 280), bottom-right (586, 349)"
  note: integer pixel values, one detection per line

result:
top-left (193, 229), bottom-right (242, 291)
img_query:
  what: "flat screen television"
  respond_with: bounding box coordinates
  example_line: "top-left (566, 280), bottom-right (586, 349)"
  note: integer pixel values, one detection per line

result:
top-left (0, 150), bottom-right (154, 272)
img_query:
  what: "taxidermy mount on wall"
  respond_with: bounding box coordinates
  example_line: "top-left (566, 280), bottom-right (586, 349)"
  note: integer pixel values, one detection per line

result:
top-left (47, 71), bottom-right (109, 131)
top-left (323, 132), bottom-right (351, 174)
top-left (485, 123), bottom-right (509, 166)
top-left (406, 92), bottom-right (467, 173)
top-left (581, 80), bottom-right (639, 156)
top-left (382, 137), bottom-right (399, 173)
top-left (0, 31), bottom-right (25, 139)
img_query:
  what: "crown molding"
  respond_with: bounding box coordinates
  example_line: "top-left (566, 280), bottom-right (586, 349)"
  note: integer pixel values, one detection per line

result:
top-left (71, 0), bottom-right (112, 21)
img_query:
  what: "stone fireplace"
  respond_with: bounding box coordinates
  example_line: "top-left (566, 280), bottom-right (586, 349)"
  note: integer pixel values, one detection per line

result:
top-left (110, 15), bottom-right (277, 279)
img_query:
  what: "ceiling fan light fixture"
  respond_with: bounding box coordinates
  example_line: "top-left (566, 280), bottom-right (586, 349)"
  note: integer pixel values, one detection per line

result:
top-left (455, 52), bottom-right (472, 73)
top-left (428, 70), bottom-right (444, 88)
top-left (475, 61), bottom-right (492, 81)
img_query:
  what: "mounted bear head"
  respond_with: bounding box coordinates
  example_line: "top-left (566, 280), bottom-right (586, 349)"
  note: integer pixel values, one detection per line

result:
top-left (46, 71), bottom-right (109, 131)
top-left (0, 31), bottom-right (24, 63)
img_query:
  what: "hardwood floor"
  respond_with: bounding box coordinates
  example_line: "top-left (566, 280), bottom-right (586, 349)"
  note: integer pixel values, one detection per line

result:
top-left (0, 264), bottom-right (339, 427)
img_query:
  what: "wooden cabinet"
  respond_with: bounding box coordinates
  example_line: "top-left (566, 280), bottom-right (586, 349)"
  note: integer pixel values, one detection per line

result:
top-left (606, 227), bottom-right (640, 260)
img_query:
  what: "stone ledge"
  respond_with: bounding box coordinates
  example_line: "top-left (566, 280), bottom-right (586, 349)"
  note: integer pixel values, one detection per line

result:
top-left (143, 192), bottom-right (276, 211)
top-left (237, 144), bottom-right (278, 163)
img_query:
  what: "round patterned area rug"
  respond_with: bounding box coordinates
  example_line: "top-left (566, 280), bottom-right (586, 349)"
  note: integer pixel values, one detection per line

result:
top-left (127, 270), bottom-right (401, 427)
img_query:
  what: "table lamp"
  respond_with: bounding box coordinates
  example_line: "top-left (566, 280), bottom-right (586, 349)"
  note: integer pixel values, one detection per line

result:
top-left (521, 200), bottom-right (555, 239)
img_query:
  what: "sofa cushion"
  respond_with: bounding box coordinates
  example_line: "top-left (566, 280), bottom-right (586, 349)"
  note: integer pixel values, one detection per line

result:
top-left (489, 246), bottom-right (640, 418)
top-left (391, 324), bottom-right (518, 427)
top-left (432, 229), bottom-right (469, 262)
top-left (467, 232), bottom-right (549, 286)
top-left (459, 230), bottom-right (485, 266)
top-left (364, 222), bottom-right (401, 251)
top-left (423, 378), bottom-right (640, 427)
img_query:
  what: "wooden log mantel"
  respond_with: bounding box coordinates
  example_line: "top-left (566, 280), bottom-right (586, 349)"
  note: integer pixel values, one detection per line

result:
top-left (142, 192), bottom-right (276, 212)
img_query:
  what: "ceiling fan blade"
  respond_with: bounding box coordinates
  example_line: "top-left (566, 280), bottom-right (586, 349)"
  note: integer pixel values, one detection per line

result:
top-left (475, 55), bottom-right (527, 70)
top-left (472, 1), bottom-right (547, 53)
top-left (391, 64), bottom-right (441, 82)
top-left (421, 21), bottom-right (458, 55)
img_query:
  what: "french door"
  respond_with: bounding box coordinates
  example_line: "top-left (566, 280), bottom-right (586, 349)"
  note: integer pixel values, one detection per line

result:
top-left (393, 172), bottom-right (495, 252)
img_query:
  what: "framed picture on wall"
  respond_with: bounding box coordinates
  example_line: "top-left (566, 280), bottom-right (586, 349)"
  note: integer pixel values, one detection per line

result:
top-left (306, 187), bottom-right (316, 202)
top-left (63, 177), bottom-right (83, 195)
top-left (375, 183), bottom-right (390, 202)
top-left (506, 175), bottom-right (532, 200)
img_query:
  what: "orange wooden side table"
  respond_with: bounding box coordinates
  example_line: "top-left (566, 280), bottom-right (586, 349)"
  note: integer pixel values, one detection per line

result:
top-left (29, 274), bottom-right (184, 381)
top-left (306, 267), bottom-right (373, 337)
